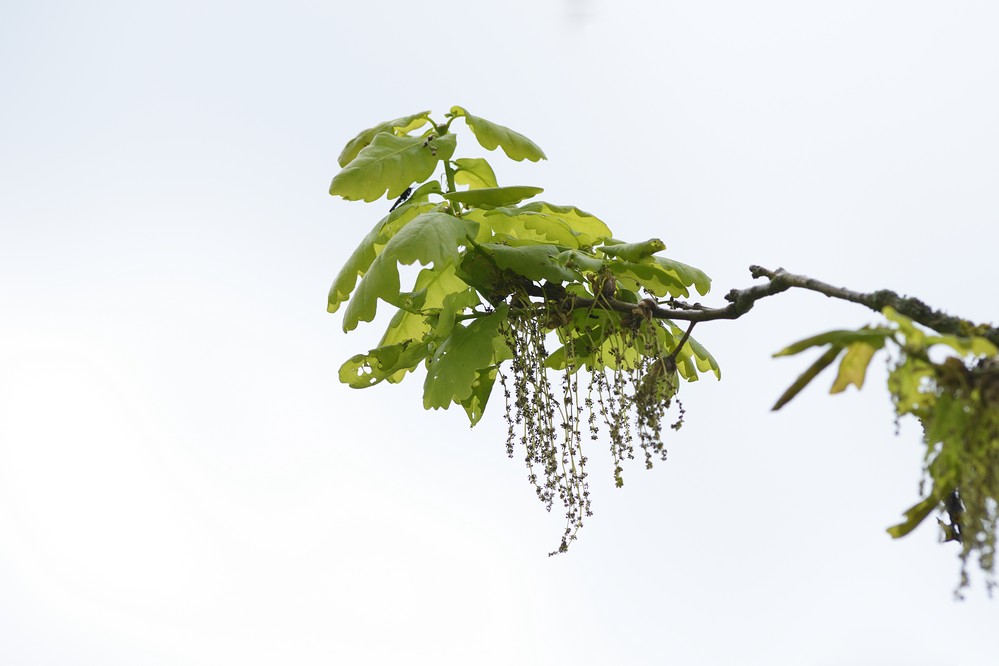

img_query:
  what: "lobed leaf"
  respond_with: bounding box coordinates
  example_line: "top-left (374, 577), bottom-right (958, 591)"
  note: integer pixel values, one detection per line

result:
top-left (478, 243), bottom-right (582, 284)
top-left (485, 202), bottom-right (613, 249)
top-left (557, 249), bottom-right (606, 274)
top-left (607, 259), bottom-right (690, 298)
top-left (925, 334), bottom-right (998, 359)
top-left (685, 333), bottom-right (721, 380)
top-left (453, 157), bottom-right (499, 189)
top-left (343, 212), bottom-right (478, 331)
top-left (654, 256), bottom-right (712, 296)
top-left (330, 132), bottom-right (456, 202)
top-left (339, 340), bottom-right (431, 389)
top-left (424, 306), bottom-right (509, 411)
top-left (443, 186), bottom-right (543, 207)
top-left (449, 106), bottom-right (547, 162)
top-left (459, 366), bottom-right (498, 426)
top-left (328, 182), bottom-right (441, 314)
top-left (337, 110), bottom-right (432, 167)
top-left (432, 286), bottom-right (483, 340)
top-left (882, 307), bottom-right (926, 348)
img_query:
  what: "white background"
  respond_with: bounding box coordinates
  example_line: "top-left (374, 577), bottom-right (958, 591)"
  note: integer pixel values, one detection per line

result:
top-left (2, 1), bottom-right (998, 664)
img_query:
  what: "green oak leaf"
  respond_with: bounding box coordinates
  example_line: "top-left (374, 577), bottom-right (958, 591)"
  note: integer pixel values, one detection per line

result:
top-left (484, 202), bottom-right (613, 249)
top-left (378, 307), bottom-right (429, 353)
top-left (478, 243), bottom-right (582, 284)
top-left (459, 366), bottom-right (498, 426)
top-left (485, 208), bottom-right (581, 247)
top-left (376, 268), bottom-right (480, 384)
top-left (339, 340), bottom-right (431, 389)
top-left (830, 341), bottom-right (880, 394)
top-left (394, 263), bottom-right (475, 317)
top-left (654, 257), bottom-right (712, 297)
top-left (328, 182), bottom-right (442, 314)
top-left (442, 186), bottom-right (543, 207)
top-left (424, 306), bottom-right (509, 410)
top-left (433, 286), bottom-right (483, 339)
top-left (888, 360), bottom-right (936, 415)
top-left (658, 321), bottom-right (701, 380)
top-left (598, 238), bottom-right (666, 262)
top-left (684, 332), bottom-right (722, 380)
top-left (772, 346), bottom-right (844, 411)
top-left (330, 132), bottom-right (457, 203)
top-left (343, 212), bottom-right (478, 331)
top-left (773, 328), bottom-right (893, 357)
top-left (887, 490), bottom-right (948, 539)
top-left (526, 203), bottom-right (612, 247)
top-left (453, 157), bottom-right (498, 189)
top-left (882, 307), bottom-right (926, 348)
top-left (925, 333), bottom-right (998, 358)
top-left (337, 110), bottom-right (432, 167)
top-left (557, 249), bottom-right (606, 274)
top-left (607, 259), bottom-right (689, 298)
top-left (449, 106), bottom-right (546, 162)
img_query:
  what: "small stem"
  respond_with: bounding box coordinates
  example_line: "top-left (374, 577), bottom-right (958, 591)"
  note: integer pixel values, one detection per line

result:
top-left (442, 159), bottom-right (458, 195)
top-left (669, 321), bottom-right (697, 362)
top-left (431, 120), bottom-right (460, 216)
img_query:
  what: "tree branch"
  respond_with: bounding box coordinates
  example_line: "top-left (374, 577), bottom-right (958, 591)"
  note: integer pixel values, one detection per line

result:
top-left (559, 265), bottom-right (999, 346)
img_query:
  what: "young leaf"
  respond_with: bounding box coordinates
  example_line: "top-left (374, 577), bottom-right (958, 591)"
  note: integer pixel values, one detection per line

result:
top-left (686, 334), bottom-right (722, 380)
top-left (449, 106), bottom-right (547, 162)
top-left (339, 340), bottom-right (431, 388)
top-left (337, 110), bottom-right (432, 167)
top-left (654, 257), bottom-right (712, 297)
top-left (328, 183), bottom-right (442, 314)
top-left (527, 203), bottom-right (612, 247)
top-left (599, 238), bottom-right (667, 262)
top-left (771, 346), bottom-right (844, 411)
top-left (882, 307), bottom-right (926, 348)
top-left (442, 186), bottom-right (543, 207)
top-left (424, 306), bottom-right (508, 411)
top-left (830, 341), bottom-right (880, 394)
top-left (773, 329), bottom-right (892, 357)
top-left (478, 243), bottom-right (582, 284)
top-left (379, 264), bottom-right (475, 344)
top-left (453, 157), bottom-right (499, 189)
top-left (343, 212), bottom-right (478, 331)
top-left (607, 259), bottom-right (690, 298)
top-left (925, 333), bottom-right (999, 359)
top-left (485, 203), bottom-right (613, 249)
top-left (557, 249), bottom-right (606, 274)
top-left (886, 491), bottom-right (947, 539)
top-left (459, 366), bottom-right (498, 426)
top-left (330, 132), bottom-right (457, 202)
top-left (485, 208), bottom-right (585, 248)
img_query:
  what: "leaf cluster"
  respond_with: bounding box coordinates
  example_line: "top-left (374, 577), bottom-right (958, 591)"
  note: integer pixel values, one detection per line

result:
top-left (329, 107), bottom-right (719, 552)
top-left (327, 106), bottom-right (998, 591)
top-left (773, 307), bottom-right (999, 593)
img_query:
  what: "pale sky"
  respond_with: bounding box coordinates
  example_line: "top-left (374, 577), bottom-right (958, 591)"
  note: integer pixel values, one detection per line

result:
top-left (2, 1), bottom-right (998, 664)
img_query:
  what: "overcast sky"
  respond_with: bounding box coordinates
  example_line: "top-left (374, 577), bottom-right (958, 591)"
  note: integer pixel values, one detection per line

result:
top-left (2, 1), bottom-right (999, 664)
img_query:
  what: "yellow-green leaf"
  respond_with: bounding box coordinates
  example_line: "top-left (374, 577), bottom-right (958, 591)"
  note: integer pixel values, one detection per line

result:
top-left (443, 186), bottom-right (543, 207)
top-left (453, 157), bottom-right (498, 189)
top-left (331, 132), bottom-right (456, 203)
top-left (449, 106), bottom-right (546, 162)
top-left (772, 346), bottom-right (844, 411)
top-left (337, 111), bottom-right (432, 167)
top-left (830, 341), bottom-right (879, 394)
top-left (599, 238), bottom-right (666, 262)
